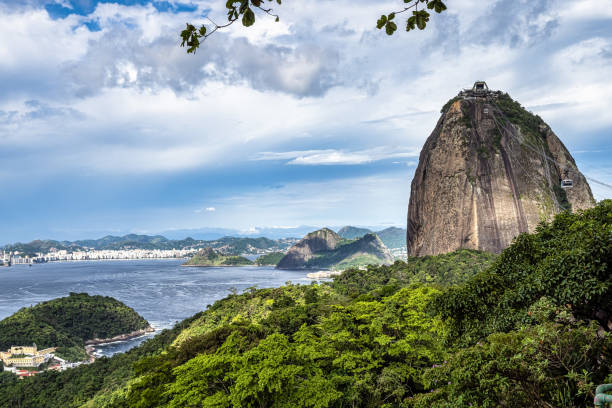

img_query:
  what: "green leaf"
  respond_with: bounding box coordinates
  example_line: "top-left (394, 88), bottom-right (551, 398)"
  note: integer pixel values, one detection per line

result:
top-left (406, 16), bottom-right (416, 31)
top-left (415, 10), bottom-right (430, 30)
top-left (376, 14), bottom-right (387, 29)
top-left (427, 0), bottom-right (447, 13)
top-left (385, 21), bottom-right (397, 35)
top-left (242, 7), bottom-right (255, 27)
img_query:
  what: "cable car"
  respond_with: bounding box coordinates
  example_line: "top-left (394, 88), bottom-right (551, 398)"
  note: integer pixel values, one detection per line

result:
top-left (560, 169), bottom-right (573, 189)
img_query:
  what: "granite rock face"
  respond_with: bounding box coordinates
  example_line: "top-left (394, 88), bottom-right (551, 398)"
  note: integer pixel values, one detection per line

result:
top-left (276, 228), bottom-right (341, 269)
top-left (407, 91), bottom-right (595, 256)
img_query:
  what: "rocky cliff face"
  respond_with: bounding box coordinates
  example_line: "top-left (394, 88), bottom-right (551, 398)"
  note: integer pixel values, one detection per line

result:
top-left (277, 230), bottom-right (394, 269)
top-left (276, 228), bottom-right (341, 269)
top-left (407, 89), bottom-right (595, 256)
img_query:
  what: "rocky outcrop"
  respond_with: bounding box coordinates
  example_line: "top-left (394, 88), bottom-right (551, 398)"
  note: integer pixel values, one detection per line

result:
top-left (328, 233), bottom-right (394, 267)
top-left (277, 230), bottom-right (394, 270)
top-left (407, 89), bottom-right (595, 256)
top-left (276, 228), bottom-right (340, 269)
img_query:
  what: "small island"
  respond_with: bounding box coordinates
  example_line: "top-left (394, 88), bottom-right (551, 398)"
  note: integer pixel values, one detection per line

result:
top-left (0, 292), bottom-right (152, 376)
top-left (183, 247), bottom-right (254, 267)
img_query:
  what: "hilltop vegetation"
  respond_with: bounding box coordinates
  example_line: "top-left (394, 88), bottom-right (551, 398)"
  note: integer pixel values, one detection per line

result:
top-left (0, 293), bottom-right (150, 361)
top-left (0, 201), bottom-right (610, 407)
top-left (184, 248), bottom-right (253, 266)
top-left (255, 252), bottom-right (285, 266)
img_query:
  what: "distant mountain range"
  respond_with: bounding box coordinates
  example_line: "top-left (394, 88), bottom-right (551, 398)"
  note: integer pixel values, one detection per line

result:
top-left (337, 226), bottom-right (406, 249)
top-left (2, 225), bottom-right (406, 258)
top-left (1, 235), bottom-right (298, 257)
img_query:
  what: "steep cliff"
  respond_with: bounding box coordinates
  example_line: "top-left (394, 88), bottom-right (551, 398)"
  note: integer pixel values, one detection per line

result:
top-left (407, 86), bottom-right (595, 256)
top-left (277, 229), bottom-right (393, 269)
top-left (305, 233), bottom-right (394, 269)
top-left (276, 228), bottom-right (341, 269)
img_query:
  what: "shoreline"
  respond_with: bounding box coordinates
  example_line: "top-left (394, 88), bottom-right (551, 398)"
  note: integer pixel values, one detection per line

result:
top-left (4, 258), bottom-right (189, 266)
top-left (84, 326), bottom-right (156, 346)
top-left (183, 263), bottom-right (263, 267)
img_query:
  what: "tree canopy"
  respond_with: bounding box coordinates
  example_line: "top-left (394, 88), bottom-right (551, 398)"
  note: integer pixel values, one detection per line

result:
top-left (180, 0), bottom-right (448, 53)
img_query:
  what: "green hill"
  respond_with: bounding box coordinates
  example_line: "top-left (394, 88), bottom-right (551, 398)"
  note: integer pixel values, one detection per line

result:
top-left (255, 252), bottom-right (285, 266)
top-left (337, 226), bottom-right (373, 240)
top-left (375, 226), bottom-right (406, 249)
top-left (184, 248), bottom-right (254, 266)
top-left (0, 293), bottom-right (150, 361)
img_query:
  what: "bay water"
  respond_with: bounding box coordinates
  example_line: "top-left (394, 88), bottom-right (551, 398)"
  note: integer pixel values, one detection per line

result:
top-left (0, 260), bottom-right (310, 356)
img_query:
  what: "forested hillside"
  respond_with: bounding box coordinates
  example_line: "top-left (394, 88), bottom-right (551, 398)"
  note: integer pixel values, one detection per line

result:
top-left (0, 201), bottom-right (610, 407)
top-left (0, 293), bottom-right (150, 361)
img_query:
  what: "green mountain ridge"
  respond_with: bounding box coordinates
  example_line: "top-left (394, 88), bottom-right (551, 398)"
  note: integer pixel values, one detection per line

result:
top-left (3, 235), bottom-right (298, 257)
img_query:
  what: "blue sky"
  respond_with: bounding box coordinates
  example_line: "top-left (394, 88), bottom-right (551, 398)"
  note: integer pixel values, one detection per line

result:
top-left (0, 0), bottom-right (611, 244)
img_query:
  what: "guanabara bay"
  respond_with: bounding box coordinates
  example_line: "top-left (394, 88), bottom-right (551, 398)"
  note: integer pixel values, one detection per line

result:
top-left (1, 1), bottom-right (611, 408)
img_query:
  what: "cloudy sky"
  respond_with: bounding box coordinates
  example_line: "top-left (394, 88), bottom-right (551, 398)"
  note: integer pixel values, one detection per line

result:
top-left (0, 0), bottom-right (611, 243)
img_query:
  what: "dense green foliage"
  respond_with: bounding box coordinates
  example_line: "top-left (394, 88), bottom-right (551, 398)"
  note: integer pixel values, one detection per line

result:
top-left (495, 93), bottom-right (545, 140)
top-left (2, 201), bottom-right (610, 407)
top-left (255, 251), bottom-right (285, 266)
top-left (331, 249), bottom-right (496, 298)
top-left (0, 293), bottom-right (150, 361)
top-left (184, 248), bottom-right (254, 266)
top-left (435, 201), bottom-right (611, 344)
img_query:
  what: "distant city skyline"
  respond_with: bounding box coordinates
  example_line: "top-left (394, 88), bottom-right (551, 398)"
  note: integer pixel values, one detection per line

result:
top-left (1, 0), bottom-right (611, 244)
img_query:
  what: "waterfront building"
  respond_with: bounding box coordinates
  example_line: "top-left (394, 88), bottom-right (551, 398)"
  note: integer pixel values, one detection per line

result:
top-left (0, 344), bottom-right (56, 368)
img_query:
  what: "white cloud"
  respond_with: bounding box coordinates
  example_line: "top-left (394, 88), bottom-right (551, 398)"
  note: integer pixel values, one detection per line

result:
top-left (0, 0), bottom-right (610, 241)
top-left (253, 146), bottom-right (420, 165)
